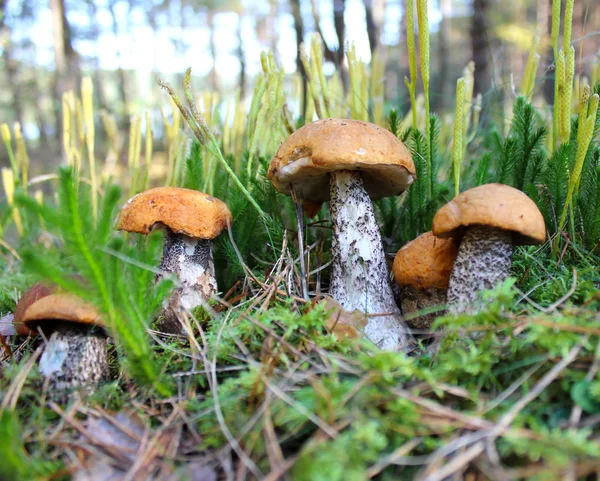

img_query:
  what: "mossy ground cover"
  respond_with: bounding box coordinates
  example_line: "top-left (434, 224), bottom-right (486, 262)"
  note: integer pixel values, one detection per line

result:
top-left (1, 3), bottom-right (600, 480)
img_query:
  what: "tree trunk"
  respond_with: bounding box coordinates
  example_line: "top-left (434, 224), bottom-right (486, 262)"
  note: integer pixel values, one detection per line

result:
top-left (471, 0), bottom-right (491, 95)
top-left (108, 1), bottom-right (129, 131)
top-left (208, 10), bottom-right (219, 93)
top-left (87, 1), bottom-right (107, 114)
top-left (50, 0), bottom-right (80, 139)
top-left (290, 0), bottom-right (307, 118)
top-left (397, 0), bottom-right (408, 107)
top-left (541, 0), bottom-right (554, 105)
top-left (237, 13), bottom-right (246, 97)
top-left (50, 0), bottom-right (79, 96)
top-left (435, 0), bottom-right (451, 111)
top-left (333, 0), bottom-right (347, 91)
top-left (0, 2), bottom-right (23, 127)
top-left (363, 0), bottom-right (385, 57)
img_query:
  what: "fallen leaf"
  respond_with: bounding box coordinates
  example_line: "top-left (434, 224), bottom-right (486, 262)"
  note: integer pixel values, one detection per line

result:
top-left (0, 313), bottom-right (16, 337)
top-left (319, 297), bottom-right (367, 340)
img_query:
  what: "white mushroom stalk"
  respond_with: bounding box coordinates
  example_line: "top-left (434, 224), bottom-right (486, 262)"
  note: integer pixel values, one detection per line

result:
top-left (116, 187), bottom-right (232, 334)
top-left (158, 232), bottom-right (217, 331)
top-left (329, 171), bottom-right (412, 350)
top-left (38, 323), bottom-right (109, 398)
top-left (447, 226), bottom-right (513, 314)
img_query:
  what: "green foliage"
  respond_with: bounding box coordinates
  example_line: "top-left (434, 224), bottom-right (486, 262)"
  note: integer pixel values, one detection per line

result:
top-left (293, 420), bottom-right (387, 481)
top-left (0, 411), bottom-right (61, 481)
top-left (1, 26), bottom-right (600, 481)
top-left (15, 168), bottom-right (173, 396)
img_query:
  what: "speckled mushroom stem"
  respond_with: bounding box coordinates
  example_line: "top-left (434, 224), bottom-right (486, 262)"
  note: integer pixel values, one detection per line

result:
top-left (329, 170), bottom-right (412, 350)
top-left (157, 232), bottom-right (217, 333)
top-left (400, 285), bottom-right (447, 330)
top-left (38, 323), bottom-right (109, 399)
top-left (447, 225), bottom-right (513, 314)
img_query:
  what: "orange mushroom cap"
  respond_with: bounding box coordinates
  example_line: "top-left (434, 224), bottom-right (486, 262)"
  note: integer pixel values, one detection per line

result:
top-left (268, 118), bottom-right (415, 202)
top-left (432, 184), bottom-right (546, 245)
top-left (116, 187), bottom-right (232, 239)
top-left (13, 282), bottom-right (55, 336)
top-left (22, 293), bottom-right (105, 331)
top-left (393, 232), bottom-right (459, 290)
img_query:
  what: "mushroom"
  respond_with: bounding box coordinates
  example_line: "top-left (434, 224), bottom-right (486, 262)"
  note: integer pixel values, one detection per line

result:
top-left (268, 119), bottom-right (416, 350)
top-left (393, 232), bottom-right (458, 329)
top-left (22, 293), bottom-right (109, 396)
top-left (116, 187), bottom-right (232, 333)
top-left (432, 183), bottom-right (545, 314)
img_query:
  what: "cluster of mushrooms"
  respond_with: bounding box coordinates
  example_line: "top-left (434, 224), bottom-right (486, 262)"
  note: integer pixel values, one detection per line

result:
top-left (11, 118), bottom-right (546, 396)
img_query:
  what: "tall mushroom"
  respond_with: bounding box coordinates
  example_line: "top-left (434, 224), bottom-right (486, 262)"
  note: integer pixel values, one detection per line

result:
top-left (22, 293), bottom-right (109, 397)
top-left (432, 184), bottom-right (546, 314)
top-left (268, 118), bottom-right (416, 351)
top-left (116, 187), bottom-right (232, 333)
top-left (393, 232), bottom-right (458, 329)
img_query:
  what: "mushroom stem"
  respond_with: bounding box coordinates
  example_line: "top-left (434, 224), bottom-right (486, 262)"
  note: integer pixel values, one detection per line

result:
top-left (447, 226), bottom-right (513, 314)
top-left (158, 232), bottom-right (217, 332)
top-left (399, 285), bottom-right (447, 330)
top-left (329, 170), bottom-right (412, 350)
top-left (38, 323), bottom-right (109, 397)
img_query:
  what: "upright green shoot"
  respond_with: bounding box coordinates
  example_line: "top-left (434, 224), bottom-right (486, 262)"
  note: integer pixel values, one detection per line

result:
top-left (405, 0), bottom-right (418, 129)
top-left (416, 0), bottom-right (431, 199)
top-left (556, 93), bottom-right (600, 252)
top-left (452, 78), bottom-right (466, 197)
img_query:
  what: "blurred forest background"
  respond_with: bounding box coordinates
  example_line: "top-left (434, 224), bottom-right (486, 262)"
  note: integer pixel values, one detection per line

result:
top-left (0, 0), bottom-right (599, 174)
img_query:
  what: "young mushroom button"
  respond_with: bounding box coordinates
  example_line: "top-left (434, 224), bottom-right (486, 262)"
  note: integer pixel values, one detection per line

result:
top-left (432, 183), bottom-right (546, 314)
top-left (22, 293), bottom-right (109, 399)
top-left (116, 187), bottom-right (232, 333)
top-left (393, 232), bottom-right (458, 329)
top-left (268, 118), bottom-right (416, 351)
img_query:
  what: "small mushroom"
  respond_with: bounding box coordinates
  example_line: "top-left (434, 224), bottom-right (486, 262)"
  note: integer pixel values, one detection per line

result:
top-left (22, 293), bottom-right (109, 397)
top-left (268, 119), bottom-right (416, 351)
top-left (393, 232), bottom-right (458, 329)
top-left (116, 187), bottom-right (232, 333)
top-left (432, 184), bottom-right (546, 314)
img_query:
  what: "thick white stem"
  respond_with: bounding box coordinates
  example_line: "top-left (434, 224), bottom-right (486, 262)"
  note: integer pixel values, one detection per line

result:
top-left (158, 233), bottom-right (217, 332)
top-left (38, 324), bottom-right (109, 398)
top-left (329, 170), bottom-right (412, 350)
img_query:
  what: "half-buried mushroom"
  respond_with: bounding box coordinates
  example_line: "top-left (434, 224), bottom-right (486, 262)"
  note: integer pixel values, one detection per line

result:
top-left (23, 293), bottom-right (109, 397)
top-left (268, 118), bottom-right (416, 351)
top-left (116, 187), bottom-right (232, 333)
top-left (393, 232), bottom-right (458, 329)
top-left (432, 183), bottom-right (546, 314)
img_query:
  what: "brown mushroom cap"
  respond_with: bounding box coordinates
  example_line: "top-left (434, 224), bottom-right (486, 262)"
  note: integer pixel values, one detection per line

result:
top-left (13, 282), bottom-right (55, 336)
top-left (267, 118), bottom-right (416, 202)
top-left (393, 232), bottom-right (459, 290)
top-left (23, 293), bottom-right (105, 330)
top-left (116, 187), bottom-right (232, 239)
top-left (432, 184), bottom-right (546, 245)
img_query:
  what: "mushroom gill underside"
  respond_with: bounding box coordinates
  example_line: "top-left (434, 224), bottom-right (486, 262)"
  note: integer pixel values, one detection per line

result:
top-left (328, 170), bottom-right (412, 350)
